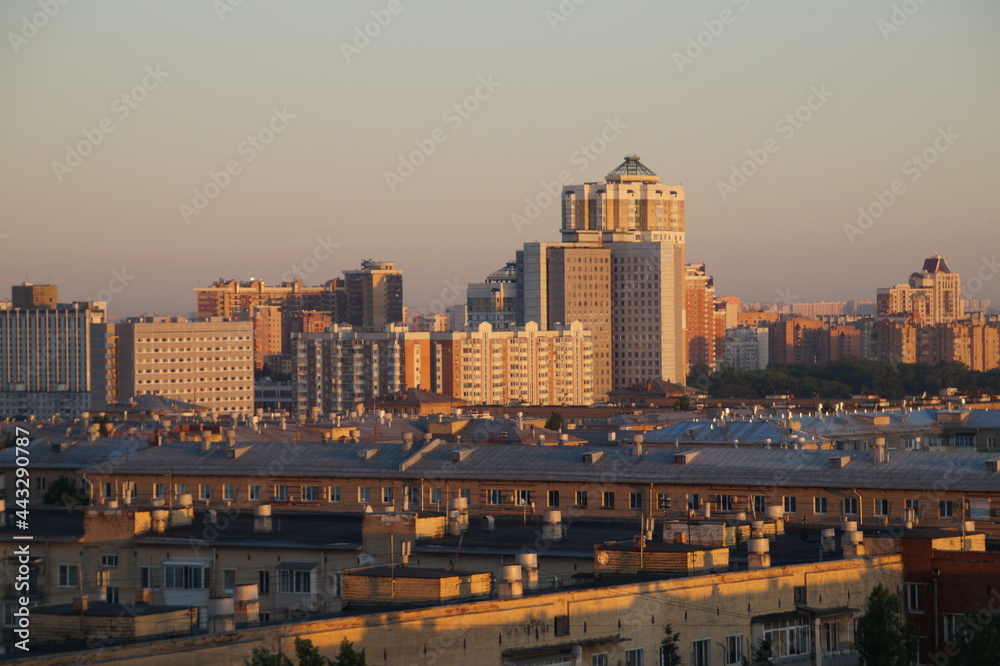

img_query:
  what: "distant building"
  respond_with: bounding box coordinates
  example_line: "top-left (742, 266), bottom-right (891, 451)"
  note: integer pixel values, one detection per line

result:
top-left (0, 287), bottom-right (110, 417)
top-left (466, 262), bottom-right (518, 330)
top-left (685, 264), bottom-right (720, 370)
top-left (724, 327), bottom-right (770, 371)
top-left (194, 278), bottom-right (343, 321)
top-left (877, 254), bottom-right (964, 324)
top-left (343, 260), bottom-right (403, 329)
top-left (11, 282), bottom-right (58, 310)
top-left (115, 317), bottom-right (254, 415)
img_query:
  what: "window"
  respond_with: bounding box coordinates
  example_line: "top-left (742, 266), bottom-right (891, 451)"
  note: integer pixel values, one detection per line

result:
top-left (223, 485), bottom-right (235, 501)
top-left (488, 489), bottom-right (503, 505)
top-left (554, 614), bottom-right (569, 636)
top-left (36, 477), bottom-right (47, 492)
top-left (720, 494), bottom-right (734, 512)
top-left (382, 487), bottom-right (393, 504)
top-left (359, 487), bottom-right (371, 503)
top-left (943, 614), bottom-right (961, 642)
top-left (657, 493), bottom-right (670, 511)
top-left (249, 485), bottom-right (260, 501)
top-left (906, 582), bottom-right (925, 613)
top-left (278, 569), bottom-right (311, 594)
top-left (101, 482), bottom-right (112, 498)
top-left (724, 635), bottom-right (742, 665)
top-left (626, 647), bottom-right (644, 666)
top-left (430, 488), bottom-right (443, 504)
top-left (874, 498), bottom-right (889, 516)
top-left (576, 490), bottom-right (588, 507)
top-left (940, 500), bottom-right (953, 518)
top-left (602, 491), bottom-right (615, 509)
top-left (105, 586), bottom-right (119, 604)
top-left (824, 621), bottom-right (840, 652)
top-left (58, 564), bottom-right (79, 588)
top-left (844, 497), bottom-right (858, 515)
top-left (753, 495), bottom-right (766, 514)
top-left (175, 483), bottom-right (187, 498)
top-left (814, 497), bottom-right (827, 514)
top-left (164, 564), bottom-right (208, 589)
top-left (274, 485), bottom-right (288, 501)
top-left (328, 486), bottom-right (341, 502)
top-left (548, 490), bottom-right (560, 507)
top-left (139, 566), bottom-right (154, 589)
top-left (223, 569), bottom-right (236, 593)
top-left (3, 600), bottom-right (15, 628)
top-left (199, 484), bottom-right (211, 501)
top-left (693, 639), bottom-right (710, 666)
top-left (302, 486), bottom-right (317, 502)
top-left (592, 655), bottom-right (608, 666)
top-left (905, 498), bottom-right (919, 516)
top-left (687, 494), bottom-right (700, 511)
top-left (101, 555), bottom-right (119, 568)
top-left (516, 490), bottom-right (531, 506)
top-left (460, 488), bottom-right (471, 500)
top-left (258, 570), bottom-right (270, 595)
top-left (763, 620), bottom-right (812, 657)
top-left (630, 492), bottom-right (643, 510)
top-left (783, 496), bottom-right (797, 513)
top-left (988, 436), bottom-right (997, 450)
top-left (153, 483), bottom-right (165, 500)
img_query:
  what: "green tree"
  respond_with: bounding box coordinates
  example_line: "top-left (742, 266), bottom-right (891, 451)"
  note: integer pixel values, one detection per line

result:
top-left (947, 604), bottom-right (1000, 665)
top-left (544, 411), bottom-right (564, 431)
top-left (43, 475), bottom-right (87, 507)
top-left (331, 637), bottom-right (366, 666)
top-left (245, 646), bottom-right (292, 666)
top-left (294, 638), bottom-right (329, 666)
top-left (673, 395), bottom-right (692, 412)
top-left (855, 584), bottom-right (919, 666)
top-left (745, 635), bottom-right (774, 666)
top-left (660, 624), bottom-right (682, 665)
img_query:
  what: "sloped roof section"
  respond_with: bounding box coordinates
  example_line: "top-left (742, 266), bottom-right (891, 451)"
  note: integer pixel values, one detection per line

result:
top-left (923, 254), bottom-right (951, 273)
top-left (606, 154), bottom-right (657, 179)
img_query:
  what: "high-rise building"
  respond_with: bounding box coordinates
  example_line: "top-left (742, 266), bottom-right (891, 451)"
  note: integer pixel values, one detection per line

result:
top-left (467, 262), bottom-right (518, 330)
top-left (343, 260), bottom-right (403, 329)
top-left (877, 254), bottom-right (964, 324)
top-left (518, 155), bottom-right (686, 398)
top-left (12, 283), bottom-right (59, 310)
top-left (115, 317), bottom-right (254, 415)
top-left (195, 278), bottom-right (343, 320)
top-left (0, 288), bottom-right (109, 417)
top-left (723, 327), bottom-right (769, 371)
top-left (294, 322), bottom-right (592, 413)
top-left (685, 264), bottom-right (718, 371)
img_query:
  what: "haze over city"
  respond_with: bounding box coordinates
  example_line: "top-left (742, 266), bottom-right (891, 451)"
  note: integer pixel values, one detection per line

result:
top-left (2, 0), bottom-right (998, 317)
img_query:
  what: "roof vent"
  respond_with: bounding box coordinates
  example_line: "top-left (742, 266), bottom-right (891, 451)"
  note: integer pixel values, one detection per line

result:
top-left (357, 448), bottom-right (377, 460)
top-left (674, 451), bottom-right (699, 465)
top-left (451, 448), bottom-right (473, 463)
top-left (986, 460), bottom-right (1000, 472)
top-left (582, 451), bottom-right (604, 464)
top-left (829, 455), bottom-right (851, 469)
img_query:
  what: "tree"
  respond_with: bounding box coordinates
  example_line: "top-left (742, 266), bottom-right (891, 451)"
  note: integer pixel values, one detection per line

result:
top-left (660, 624), bottom-right (682, 665)
top-left (544, 411), bottom-right (564, 431)
top-left (947, 604), bottom-right (1000, 665)
top-left (855, 584), bottom-right (919, 666)
top-left (245, 646), bottom-right (292, 666)
top-left (673, 395), bottom-right (692, 412)
top-left (748, 636), bottom-right (774, 666)
top-left (331, 637), bottom-right (366, 666)
top-left (294, 638), bottom-right (328, 666)
top-left (43, 475), bottom-right (87, 507)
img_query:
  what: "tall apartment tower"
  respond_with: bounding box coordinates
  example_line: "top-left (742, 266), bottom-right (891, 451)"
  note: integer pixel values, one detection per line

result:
top-left (876, 254), bottom-right (964, 324)
top-left (519, 155), bottom-right (686, 397)
top-left (343, 260), bottom-right (404, 329)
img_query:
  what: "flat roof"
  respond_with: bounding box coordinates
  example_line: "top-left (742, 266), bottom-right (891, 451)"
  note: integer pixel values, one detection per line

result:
top-left (346, 565), bottom-right (490, 579)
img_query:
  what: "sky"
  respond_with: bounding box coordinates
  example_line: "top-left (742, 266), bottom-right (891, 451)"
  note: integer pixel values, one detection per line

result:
top-left (1, 0), bottom-right (998, 318)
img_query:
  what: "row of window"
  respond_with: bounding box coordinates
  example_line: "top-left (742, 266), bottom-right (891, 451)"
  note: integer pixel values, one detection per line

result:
top-left (58, 563), bottom-right (312, 595)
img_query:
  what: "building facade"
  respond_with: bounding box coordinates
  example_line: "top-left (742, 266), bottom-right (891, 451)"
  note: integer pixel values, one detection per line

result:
top-left (877, 254), bottom-right (964, 324)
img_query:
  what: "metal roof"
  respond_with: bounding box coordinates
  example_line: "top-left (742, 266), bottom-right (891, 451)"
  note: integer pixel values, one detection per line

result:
top-left (606, 154), bottom-right (656, 179)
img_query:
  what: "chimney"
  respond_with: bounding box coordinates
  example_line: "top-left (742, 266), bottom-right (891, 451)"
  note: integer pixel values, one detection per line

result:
top-left (400, 540), bottom-right (412, 566)
top-left (498, 565), bottom-right (523, 599)
top-left (516, 553), bottom-right (539, 590)
top-left (234, 584), bottom-right (260, 626)
top-left (748, 538), bottom-right (770, 569)
top-left (841, 522), bottom-right (865, 559)
top-left (542, 509), bottom-right (564, 541)
top-left (208, 596), bottom-right (235, 634)
top-left (515, 412), bottom-right (523, 430)
top-left (821, 528), bottom-right (837, 553)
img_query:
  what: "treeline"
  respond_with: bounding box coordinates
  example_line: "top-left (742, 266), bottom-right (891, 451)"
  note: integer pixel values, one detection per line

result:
top-left (699, 360), bottom-right (1000, 400)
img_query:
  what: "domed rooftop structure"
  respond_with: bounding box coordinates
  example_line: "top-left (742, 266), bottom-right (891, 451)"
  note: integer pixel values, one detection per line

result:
top-left (606, 154), bottom-right (659, 182)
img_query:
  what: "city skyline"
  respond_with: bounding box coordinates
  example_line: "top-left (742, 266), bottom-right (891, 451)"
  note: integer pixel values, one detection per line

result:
top-left (2, 1), bottom-right (998, 317)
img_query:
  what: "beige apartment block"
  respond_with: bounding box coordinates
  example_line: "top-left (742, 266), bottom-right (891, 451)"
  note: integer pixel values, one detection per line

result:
top-left (115, 317), bottom-right (254, 415)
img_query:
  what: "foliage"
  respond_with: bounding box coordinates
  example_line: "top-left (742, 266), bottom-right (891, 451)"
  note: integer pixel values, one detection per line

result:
top-left (660, 624), bottom-right (682, 665)
top-left (749, 635), bottom-right (774, 666)
top-left (245, 646), bottom-right (292, 666)
top-left (43, 475), bottom-right (87, 507)
top-left (331, 638), bottom-right (366, 666)
top-left (946, 604), bottom-right (1000, 665)
top-left (706, 359), bottom-right (1000, 400)
top-left (673, 395), bottom-right (692, 412)
top-left (855, 584), bottom-right (919, 666)
top-left (294, 638), bottom-right (328, 666)
top-left (544, 411), bottom-right (564, 431)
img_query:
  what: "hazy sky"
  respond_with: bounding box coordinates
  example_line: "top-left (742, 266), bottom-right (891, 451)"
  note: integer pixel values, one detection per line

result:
top-left (2, 0), bottom-right (998, 317)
